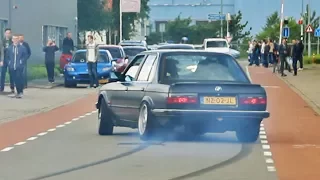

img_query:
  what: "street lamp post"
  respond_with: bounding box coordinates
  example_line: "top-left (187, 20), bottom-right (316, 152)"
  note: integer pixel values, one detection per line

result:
top-left (220, 0), bottom-right (223, 38)
top-left (8, 0), bottom-right (12, 28)
top-left (279, 0), bottom-right (284, 45)
top-left (307, 0), bottom-right (311, 57)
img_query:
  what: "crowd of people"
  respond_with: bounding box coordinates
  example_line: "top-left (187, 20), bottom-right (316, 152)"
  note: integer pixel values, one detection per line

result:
top-left (247, 38), bottom-right (304, 76)
top-left (0, 28), bottom-right (75, 99)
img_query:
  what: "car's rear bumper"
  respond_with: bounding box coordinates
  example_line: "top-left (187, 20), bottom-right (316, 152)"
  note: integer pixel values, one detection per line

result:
top-left (151, 109), bottom-right (270, 118)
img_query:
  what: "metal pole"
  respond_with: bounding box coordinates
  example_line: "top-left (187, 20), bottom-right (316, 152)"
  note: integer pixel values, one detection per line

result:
top-left (220, 0), bottom-right (223, 37)
top-left (308, 0), bottom-right (311, 57)
top-left (8, 0), bottom-right (12, 28)
top-left (317, 37), bottom-right (319, 54)
top-left (279, 0), bottom-right (284, 45)
top-left (301, 0), bottom-right (304, 41)
top-left (119, 0), bottom-right (122, 43)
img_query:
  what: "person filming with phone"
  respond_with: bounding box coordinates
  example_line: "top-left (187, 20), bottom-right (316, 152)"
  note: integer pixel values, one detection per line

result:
top-left (43, 39), bottom-right (59, 83)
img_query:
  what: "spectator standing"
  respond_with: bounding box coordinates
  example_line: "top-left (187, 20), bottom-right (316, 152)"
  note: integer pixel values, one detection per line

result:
top-left (247, 41), bottom-right (253, 63)
top-left (261, 39), bottom-right (266, 67)
top-left (43, 39), bottom-right (59, 83)
top-left (86, 35), bottom-right (99, 88)
top-left (291, 39), bottom-right (299, 76)
top-left (0, 28), bottom-right (14, 93)
top-left (296, 39), bottom-right (304, 70)
top-left (19, 34), bottom-right (31, 88)
top-left (60, 32), bottom-right (74, 72)
top-left (7, 35), bottom-right (27, 98)
top-left (268, 39), bottom-right (275, 66)
top-left (279, 39), bottom-right (289, 77)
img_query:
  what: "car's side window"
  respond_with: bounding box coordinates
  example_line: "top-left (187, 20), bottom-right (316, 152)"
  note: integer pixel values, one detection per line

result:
top-left (125, 55), bottom-right (145, 80)
top-left (137, 54), bottom-right (157, 81)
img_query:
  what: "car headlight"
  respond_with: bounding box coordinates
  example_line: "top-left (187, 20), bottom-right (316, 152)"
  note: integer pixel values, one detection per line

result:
top-left (102, 67), bottom-right (111, 71)
top-left (66, 67), bottom-right (75, 71)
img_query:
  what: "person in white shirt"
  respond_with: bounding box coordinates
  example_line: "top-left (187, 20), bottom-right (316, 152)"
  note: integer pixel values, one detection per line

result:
top-left (247, 41), bottom-right (253, 63)
top-left (260, 39), bottom-right (266, 66)
top-left (86, 35), bottom-right (99, 88)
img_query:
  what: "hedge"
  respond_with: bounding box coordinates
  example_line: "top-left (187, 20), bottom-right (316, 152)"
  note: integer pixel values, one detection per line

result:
top-left (303, 55), bottom-right (320, 65)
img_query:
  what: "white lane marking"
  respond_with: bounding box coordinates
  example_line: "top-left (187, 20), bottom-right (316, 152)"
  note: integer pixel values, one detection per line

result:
top-left (37, 132), bottom-right (48, 136)
top-left (266, 158), bottom-right (274, 163)
top-left (260, 123), bottom-right (264, 126)
top-left (260, 135), bottom-right (267, 139)
top-left (262, 145), bottom-right (271, 150)
top-left (15, 142), bottom-right (26, 146)
top-left (267, 166), bottom-right (276, 172)
top-left (260, 131), bottom-right (266, 135)
top-left (260, 127), bottom-right (265, 131)
top-left (27, 137), bottom-right (38, 141)
top-left (1, 147), bottom-right (14, 152)
top-left (0, 110), bottom-right (95, 153)
top-left (245, 66), bottom-right (252, 81)
top-left (264, 151), bottom-right (272, 156)
top-left (261, 140), bottom-right (268, 144)
top-left (47, 128), bottom-right (56, 132)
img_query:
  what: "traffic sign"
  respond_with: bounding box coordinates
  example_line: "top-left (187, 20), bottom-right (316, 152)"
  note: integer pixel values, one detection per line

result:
top-left (315, 27), bottom-right (320, 37)
top-left (282, 26), bottom-right (290, 38)
top-left (207, 14), bottom-right (226, 21)
top-left (306, 24), bottom-right (314, 33)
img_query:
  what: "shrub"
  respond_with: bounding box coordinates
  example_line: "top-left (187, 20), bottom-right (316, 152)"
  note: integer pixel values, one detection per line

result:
top-left (303, 55), bottom-right (320, 65)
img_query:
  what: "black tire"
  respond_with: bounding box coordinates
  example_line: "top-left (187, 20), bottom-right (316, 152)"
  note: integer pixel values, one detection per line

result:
top-left (98, 99), bottom-right (114, 135)
top-left (236, 123), bottom-right (260, 143)
top-left (138, 102), bottom-right (160, 141)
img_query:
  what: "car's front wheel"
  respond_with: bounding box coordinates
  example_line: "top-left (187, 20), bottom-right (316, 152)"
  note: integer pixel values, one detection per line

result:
top-left (98, 100), bottom-right (114, 135)
top-left (64, 78), bottom-right (77, 88)
top-left (236, 122), bottom-right (260, 143)
top-left (138, 102), bottom-right (160, 141)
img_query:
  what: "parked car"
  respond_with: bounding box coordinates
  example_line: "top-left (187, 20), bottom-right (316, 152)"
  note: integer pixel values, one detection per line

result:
top-left (64, 49), bottom-right (113, 87)
top-left (95, 49), bottom-right (270, 142)
top-left (98, 45), bottom-right (127, 73)
top-left (119, 40), bottom-right (147, 48)
top-left (229, 49), bottom-right (240, 59)
top-left (123, 46), bottom-right (148, 61)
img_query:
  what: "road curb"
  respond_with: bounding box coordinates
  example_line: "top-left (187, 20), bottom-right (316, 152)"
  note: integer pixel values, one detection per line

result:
top-left (5, 82), bottom-right (63, 89)
top-left (276, 74), bottom-right (320, 116)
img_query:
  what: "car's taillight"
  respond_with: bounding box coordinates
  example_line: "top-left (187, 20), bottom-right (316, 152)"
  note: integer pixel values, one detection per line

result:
top-left (167, 96), bottom-right (197, 104)
top-left (240, 97), bottom-right (266, 105)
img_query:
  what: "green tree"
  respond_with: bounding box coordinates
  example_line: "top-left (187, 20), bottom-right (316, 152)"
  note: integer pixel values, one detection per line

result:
top-left (228, 10), bottom-right (251, 42)
top-left (78, 0), bottom-right (108, 31)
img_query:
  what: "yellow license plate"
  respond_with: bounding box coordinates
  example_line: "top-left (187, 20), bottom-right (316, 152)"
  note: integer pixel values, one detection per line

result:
top-left (203, 96), bottom-right (237, 105)
top-left (99, 79), bottom-right (109, 84)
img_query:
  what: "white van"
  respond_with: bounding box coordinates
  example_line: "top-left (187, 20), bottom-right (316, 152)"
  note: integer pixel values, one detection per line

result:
top-left (203, 38), bottom-right (230, 53)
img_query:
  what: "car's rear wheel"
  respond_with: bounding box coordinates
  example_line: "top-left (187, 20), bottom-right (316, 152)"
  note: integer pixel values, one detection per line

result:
top-left (138, 102), bottom-right (160, 141)
top-left (98, 100), bottom-right (114, 135)
top-left (236, 122), bottom-right (260, 143)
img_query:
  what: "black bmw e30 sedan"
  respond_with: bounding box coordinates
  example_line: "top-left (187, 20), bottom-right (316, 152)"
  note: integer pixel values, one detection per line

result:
top-left (95, 49), bottom-right (270, 142)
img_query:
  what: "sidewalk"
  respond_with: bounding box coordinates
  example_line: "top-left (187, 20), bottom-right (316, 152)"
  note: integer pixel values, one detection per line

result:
top-left (274, 64), bottom-right (320, 114)
top-left (0, 85), bottom-right (97, 124)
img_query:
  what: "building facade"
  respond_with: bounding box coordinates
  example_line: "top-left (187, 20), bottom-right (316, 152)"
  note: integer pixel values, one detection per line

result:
top-left (147, 0), bottom-right (320, 36)
top-left (0, 0), bottom-right (78, 63)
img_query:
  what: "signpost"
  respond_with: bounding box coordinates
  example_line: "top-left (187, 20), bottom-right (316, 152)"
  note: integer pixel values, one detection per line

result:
top-left (207, 14), bottom-right (226, 21)
top-left (306, 24), bottom-right (314, 33)
top-left (282, 26), bottom-right (290, 38)
top-left (315, 27), bottom-right (320, 54)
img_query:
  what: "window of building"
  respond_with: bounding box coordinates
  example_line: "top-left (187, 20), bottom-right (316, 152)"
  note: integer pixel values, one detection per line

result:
top-left (42, 25), bottom-right (68, 50)
top-left (0, 20), bottom-right (8, 40)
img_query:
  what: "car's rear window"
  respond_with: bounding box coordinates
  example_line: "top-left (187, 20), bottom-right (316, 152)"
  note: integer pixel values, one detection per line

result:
top-left (158, 45), bottom-right (194, 49)
top-left (123, 48), bottom-right (146, 56)
top-left (206, 41), bottom-right (228, 48)
top-left (159, 52), bottom-right (248, 83)
top-left (72, 51), bottom-right (110, 63)
top-left (99, 47), bottom-right (122, 58)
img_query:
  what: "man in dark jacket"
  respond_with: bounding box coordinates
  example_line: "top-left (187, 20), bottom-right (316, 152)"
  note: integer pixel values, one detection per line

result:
top-left (7, 35), bottom-right (27, 98)
top-left (43, 39), bottom-right (59, 83)
top-left (279, 39), bottom-right (289, 77)
top-left (0, 28), bottom-right (15, 93)
top-left (19, 34), bottom-right (31, 88)
top-left (291, 39), bottom-right (299, 76)
top-left (60, 32), bottom-right (74, 71)
top-left (296, 39), bottom-right (304, 70)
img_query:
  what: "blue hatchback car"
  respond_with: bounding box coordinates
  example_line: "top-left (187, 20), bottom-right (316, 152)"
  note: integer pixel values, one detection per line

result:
top-left (64, 49), bottom-right (114, 87)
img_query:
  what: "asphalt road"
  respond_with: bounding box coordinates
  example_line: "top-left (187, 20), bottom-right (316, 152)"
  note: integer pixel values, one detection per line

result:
top-left (0, 113), bottom-right (277, 180)
top-left (0, 62), bottom-right (279, 180)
